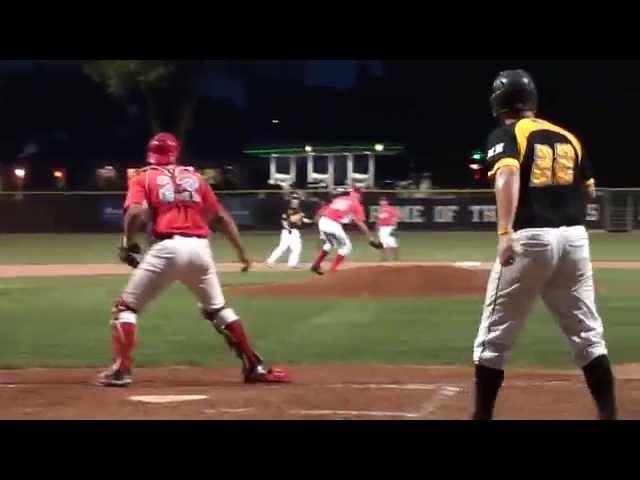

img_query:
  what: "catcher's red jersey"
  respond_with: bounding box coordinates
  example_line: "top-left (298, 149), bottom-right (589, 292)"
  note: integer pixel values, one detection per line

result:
top-left (376, 205), bottom-right (399, 227)
top-left (124, 166), bottom-right (222, 239)
top-left (323, 194), bottom-right (365, 223)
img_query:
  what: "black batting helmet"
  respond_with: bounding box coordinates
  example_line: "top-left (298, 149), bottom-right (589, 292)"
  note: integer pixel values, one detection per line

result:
top-left (490, 69), bottom-right (538, 118)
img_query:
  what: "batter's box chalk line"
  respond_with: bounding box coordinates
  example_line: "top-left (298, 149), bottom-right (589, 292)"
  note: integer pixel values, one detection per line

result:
top-left (128, 395), bottom-right (209, 404)
top-left (204, 408), bottom-right (255, 414)
top-left (327, 383), bottom-right (463, 390)
top-left (293, 385), bottom-right (463, 418)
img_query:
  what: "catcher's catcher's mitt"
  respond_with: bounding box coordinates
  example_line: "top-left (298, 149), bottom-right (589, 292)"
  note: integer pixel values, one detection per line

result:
top-left (368, 238), bottom-right (384, 250)
top-left (118, 238), bottom-right (142, 269)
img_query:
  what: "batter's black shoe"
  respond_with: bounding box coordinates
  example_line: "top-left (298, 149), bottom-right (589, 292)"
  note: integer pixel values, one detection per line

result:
top-left (96, 365), bottom-right (132, 387)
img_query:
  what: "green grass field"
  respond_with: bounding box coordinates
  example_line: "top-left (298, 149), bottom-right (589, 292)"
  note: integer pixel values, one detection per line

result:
top-left (1, 230), bottom-right (639, 264)
top-left (0, 232), bottom-right (638, 370)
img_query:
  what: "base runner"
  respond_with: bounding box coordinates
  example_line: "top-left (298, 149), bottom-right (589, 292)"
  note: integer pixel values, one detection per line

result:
top-left (265, 192), bottom-right (313, 269)
top-left (97, 132), bottom-right (291, 387)
top-left (472, 70), bottom-right (616, 420)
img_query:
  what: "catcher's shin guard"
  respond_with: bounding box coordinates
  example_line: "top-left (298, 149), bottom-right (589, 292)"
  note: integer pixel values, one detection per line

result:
top-left (216, 320), bottom-right (259, 371)
top-left (110, 298), bottom-right (137, 371)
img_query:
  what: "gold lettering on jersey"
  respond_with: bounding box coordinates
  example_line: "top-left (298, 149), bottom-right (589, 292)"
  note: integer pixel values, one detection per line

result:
top-left (530, 143), bottom-right (576, 187)
top-left (554, 143), bottom-right (575, 184)
top-left (530, 144), bottom-right (554, 186)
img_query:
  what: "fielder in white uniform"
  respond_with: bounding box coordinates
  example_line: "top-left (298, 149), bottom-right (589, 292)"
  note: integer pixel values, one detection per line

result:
top-left (472, 70), bottom-right (616, 420)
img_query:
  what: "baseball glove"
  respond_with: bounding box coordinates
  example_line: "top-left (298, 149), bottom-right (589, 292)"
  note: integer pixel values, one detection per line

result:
top-left (118, 238), bottom-right (142, 269)
top-left (368, 238), bottom-right (384, 250)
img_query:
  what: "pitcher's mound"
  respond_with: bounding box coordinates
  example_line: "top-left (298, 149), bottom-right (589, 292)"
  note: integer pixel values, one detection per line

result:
top-left (235, 265), bottom-right (489, 298)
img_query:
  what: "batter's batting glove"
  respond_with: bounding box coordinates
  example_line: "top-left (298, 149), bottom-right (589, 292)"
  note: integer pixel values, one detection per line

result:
top-left (118, 237), bottom-right (142, 269)
top-left (368, 238), bottom-right (384, 250)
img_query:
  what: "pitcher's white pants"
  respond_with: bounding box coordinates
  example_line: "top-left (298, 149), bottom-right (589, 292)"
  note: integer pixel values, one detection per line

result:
top-left (473, 226), bottom-right (607, 370)
top-left (266, 229), bottom-right (302, 267)
top-left (318, 216), bottom-right (352, 256)
top-left (119, 236), bottom-right (238, 327)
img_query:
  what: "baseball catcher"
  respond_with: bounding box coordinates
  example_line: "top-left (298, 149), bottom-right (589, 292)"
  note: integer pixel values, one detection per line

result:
top-left (97, 132), bottom-right (291, 387)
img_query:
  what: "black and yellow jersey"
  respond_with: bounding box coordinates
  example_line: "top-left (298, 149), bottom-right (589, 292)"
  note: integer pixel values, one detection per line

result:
top-left (486, 117), bottom-right (594, 231)
top-left (281, 208), bottom-right (306, 231)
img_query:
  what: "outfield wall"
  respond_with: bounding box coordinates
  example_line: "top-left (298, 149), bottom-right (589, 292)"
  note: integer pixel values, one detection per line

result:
top-left (0, 189), bottom-right (636, 233)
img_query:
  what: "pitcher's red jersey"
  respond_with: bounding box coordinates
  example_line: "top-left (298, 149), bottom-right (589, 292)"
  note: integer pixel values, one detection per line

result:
top-left (376, 205), bottom-right (399, 227)
top-left (124, 166), bottom-right (222, 238)
top-left (323, 194), bottom-right (365, 223)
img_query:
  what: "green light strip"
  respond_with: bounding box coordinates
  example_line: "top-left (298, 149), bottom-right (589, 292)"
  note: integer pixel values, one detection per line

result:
top-left (244, 144), bottom-right (404, 155)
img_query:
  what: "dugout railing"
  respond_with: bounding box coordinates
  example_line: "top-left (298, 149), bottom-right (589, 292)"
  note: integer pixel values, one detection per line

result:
top-left (0, 189), bottom-right (638, 233)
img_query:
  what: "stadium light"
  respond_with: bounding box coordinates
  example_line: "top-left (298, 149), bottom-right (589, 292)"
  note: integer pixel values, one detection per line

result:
top-left (374, 143), bottom-right (385, 152)
top-left (304, 145), bottom-right (313, 153)
top-left (272, 119), bottom-right (280, 124)
top-left (14, 167), bottom-right (26, 179)
top-left (469, 163), bottom-right (482, 170)
top-left (471, 150), bottom-right (484, 161)
top-left (53, 169), bottom-right (64, 179)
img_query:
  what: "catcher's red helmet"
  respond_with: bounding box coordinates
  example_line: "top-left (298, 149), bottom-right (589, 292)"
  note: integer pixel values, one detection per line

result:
top-left (147, 132), bottom-right (180, 166)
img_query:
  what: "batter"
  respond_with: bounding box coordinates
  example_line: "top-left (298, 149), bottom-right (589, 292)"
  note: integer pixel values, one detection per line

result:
top-left (472, 70), bottom-right (617, 420)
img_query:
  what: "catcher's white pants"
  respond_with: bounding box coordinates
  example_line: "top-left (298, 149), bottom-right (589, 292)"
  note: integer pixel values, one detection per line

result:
top-left (318, 216), bottom-right (352, 256)
top-left (378, 226), bottom-right (398, 248)
top-left (266, 229), bottom-right (302, 267)
top-left (473, 225), bottom-right (607, 370)
top-left (119, 236), bottom-right (238, 326)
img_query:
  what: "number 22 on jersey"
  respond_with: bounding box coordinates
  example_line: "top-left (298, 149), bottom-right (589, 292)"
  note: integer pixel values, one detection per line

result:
top-left (157, 175), bottom-right (201, 203)
top-left (530, 143), bottom-right (576, 187)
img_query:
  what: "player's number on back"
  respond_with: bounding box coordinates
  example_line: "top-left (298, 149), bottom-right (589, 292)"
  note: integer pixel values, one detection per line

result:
top-left (157, 175), bottom-right (201, 203)
top-left (530, 143), bottom-right (576, 187)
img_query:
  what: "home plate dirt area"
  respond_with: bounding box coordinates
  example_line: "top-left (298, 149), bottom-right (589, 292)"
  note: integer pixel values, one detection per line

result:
top-left (2, 262), bottom-right (640, 419)
top-left (3, 365), bottom-right (640, 419)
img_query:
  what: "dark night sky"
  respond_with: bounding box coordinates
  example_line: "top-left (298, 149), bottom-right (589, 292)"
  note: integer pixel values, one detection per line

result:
top-left (0, 60), bottom-right (639, 189)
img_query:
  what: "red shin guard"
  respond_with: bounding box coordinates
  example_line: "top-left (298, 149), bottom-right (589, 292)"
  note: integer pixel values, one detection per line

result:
top-left (111, 322), bottom-right (137, 372)
top-left (224, 320), bottom-right (259, 369)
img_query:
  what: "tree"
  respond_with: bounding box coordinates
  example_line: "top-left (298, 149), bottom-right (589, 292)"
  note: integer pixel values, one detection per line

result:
top-left (83, 60), bottom-right (207, 156)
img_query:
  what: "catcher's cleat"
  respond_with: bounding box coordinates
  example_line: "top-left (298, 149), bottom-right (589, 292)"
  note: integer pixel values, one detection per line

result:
top-left (96, 365), bottom-right (132, 387)
top-left (244, 364), bottom-right (291, 384)
top-left (310, 264), bottom-right (324, 276)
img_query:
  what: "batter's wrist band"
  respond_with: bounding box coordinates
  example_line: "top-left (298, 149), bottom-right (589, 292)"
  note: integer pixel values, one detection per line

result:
top-left (498, 229), bottom-right (513, 236)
